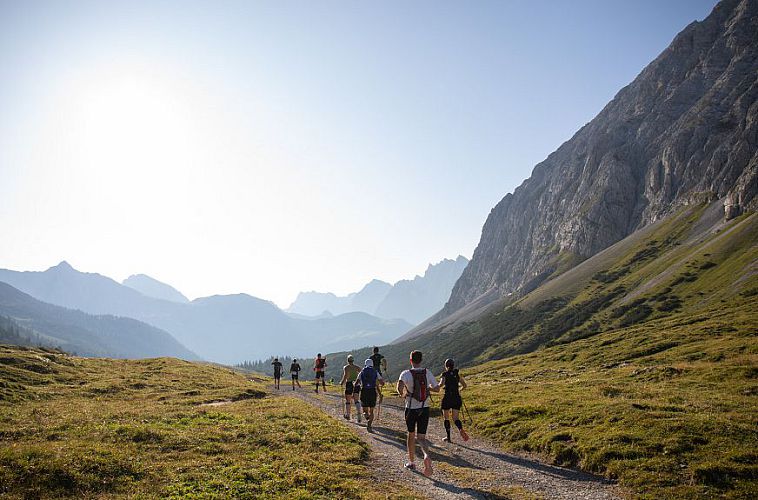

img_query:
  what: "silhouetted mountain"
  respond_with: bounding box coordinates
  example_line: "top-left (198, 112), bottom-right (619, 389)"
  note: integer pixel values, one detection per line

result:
top-left (375, 256), bottom-right (469, 324)
top-left (122, 274), bottom-right (189, 303)
top-left (0, 263), bottom-right (409, 364)
top-left (287, 257), bottom-right (469, 324)
top-left (287, 280), bottom-right (392, 317)
top-left (0, 281), bottom-right (197, 359)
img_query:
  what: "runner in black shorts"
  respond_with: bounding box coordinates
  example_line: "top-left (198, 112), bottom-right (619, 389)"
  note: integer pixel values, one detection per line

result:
top-left (290, 359), bottom-right (301, 390)
top-left (339, 354), bottom-right (362, 421)
top-left (439, 358), bottom-right (469, 443)
top-left (271, 358), bottom-right (283, 390)
top-left (397, 350), bottom-right (439, 477)
top-left (313, 353), bottom-right (327, 393)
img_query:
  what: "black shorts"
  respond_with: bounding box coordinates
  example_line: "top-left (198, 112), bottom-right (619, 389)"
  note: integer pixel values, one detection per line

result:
top-left (291, 373), bottom-right (299, 380)
top-left (274, 372), bottom-right (281, 380)
top-left (405, 407), bottom-right (430, 435)
top-left (360, 387), bottom-right (377, 408)
top-left (345, 381), bottom-right (361, 396)
top-left (315, 370), bottom-right (325, 379)
top-left (441, 394), bottom-right (462, 410)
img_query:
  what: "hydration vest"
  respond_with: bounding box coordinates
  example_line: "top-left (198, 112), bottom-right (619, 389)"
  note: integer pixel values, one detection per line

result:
top-left (316, 358), bottom-right (326, 370)
top-left (410, 368), bottom-right (428, 403)
top-left (360, 366), bottom-right (378, 389)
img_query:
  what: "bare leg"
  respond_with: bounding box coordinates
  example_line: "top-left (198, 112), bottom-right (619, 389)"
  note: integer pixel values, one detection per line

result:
top-left (418, 434), bottom-right (433, 477)
top-left (407, 432), bottom-right (416, 464)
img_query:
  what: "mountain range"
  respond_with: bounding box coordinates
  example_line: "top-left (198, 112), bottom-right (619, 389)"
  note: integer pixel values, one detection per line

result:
top-left (0, 260), bottom-right (461, 363)
top-left (287, 256), bottom-right (469, 324)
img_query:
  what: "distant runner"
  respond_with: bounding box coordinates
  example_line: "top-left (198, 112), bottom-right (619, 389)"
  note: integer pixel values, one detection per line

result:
top-left (439, 358), bottom-right (469, 443)
top-left (314, 353), bottom-right (327, 393)
top-left (369, 346), bottom-right (388, 415)
top-left (290, 359), bottom-right (302, 390)
top-left (271, 357), bottom-right (283, 390)
top-left (397, 350), bottom-right (439, 477)
top-left (339, 354), bottom-right (362, 422)
top-left (357, 358), bottom-right (384, 432)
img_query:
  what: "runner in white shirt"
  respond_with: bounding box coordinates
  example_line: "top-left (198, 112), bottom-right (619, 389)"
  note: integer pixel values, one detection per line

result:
top-left (397, 350), bottom-right (440, 477)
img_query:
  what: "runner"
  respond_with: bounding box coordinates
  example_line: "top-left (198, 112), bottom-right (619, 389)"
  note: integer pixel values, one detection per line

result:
top-left (397, 350), bottom-right (439, 477)
top-left (369, 346), bottom-right (388, 415)
top-left (271, 357), bottom-right (283, 390)
top-left (439, 358), bottom-right (469, 443)
top-left (290, 359), bottom-right (302, 390)
top-left (357, 358), bottom-right (384, 432)
top-left (338, 354), bottom-right (362, 422)
top-left (314, 353), bottom-right (327, 393)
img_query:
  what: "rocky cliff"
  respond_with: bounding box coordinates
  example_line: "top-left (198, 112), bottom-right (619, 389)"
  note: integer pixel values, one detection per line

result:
top-left (446, 0), bottom-right (757, 313)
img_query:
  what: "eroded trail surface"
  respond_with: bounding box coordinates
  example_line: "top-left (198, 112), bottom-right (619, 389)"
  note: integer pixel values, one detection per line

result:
top-left (282, 386), bottom-right (621, 500)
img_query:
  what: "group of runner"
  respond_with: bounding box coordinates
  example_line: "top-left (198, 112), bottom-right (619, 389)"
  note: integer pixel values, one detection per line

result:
top-left (270, 347), bottom-right (469, 478)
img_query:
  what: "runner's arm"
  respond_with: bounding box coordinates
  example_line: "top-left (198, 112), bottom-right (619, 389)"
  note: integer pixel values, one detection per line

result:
top-left (396, 379), bottom-right (407, 397)
top-left (339, 366), bottom-right (347, 385)
top-left (459, 374), bottom-right (468, 390)
top-left (428, 371), bottom-right (441, 393)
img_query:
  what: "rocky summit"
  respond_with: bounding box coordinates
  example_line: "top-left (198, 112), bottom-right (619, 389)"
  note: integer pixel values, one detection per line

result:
top-left (446, 0), bottom-right (757, 314)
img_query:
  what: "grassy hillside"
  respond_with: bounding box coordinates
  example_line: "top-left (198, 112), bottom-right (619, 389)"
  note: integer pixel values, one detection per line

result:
top-left (325, 205), bottom-right (757, 498)
top-left (0, 346), bottom-right (413, 499)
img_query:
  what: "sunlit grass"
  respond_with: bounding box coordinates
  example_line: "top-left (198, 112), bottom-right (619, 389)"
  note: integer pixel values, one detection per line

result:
top-left (0, 346), bottom-right (417, 499)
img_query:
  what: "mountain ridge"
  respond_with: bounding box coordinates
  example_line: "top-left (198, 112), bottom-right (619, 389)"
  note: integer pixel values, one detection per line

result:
top-left (442, 0), bottom-right (757, 321)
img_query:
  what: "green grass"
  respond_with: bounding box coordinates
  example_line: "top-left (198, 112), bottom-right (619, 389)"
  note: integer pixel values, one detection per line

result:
top-left (462, 298), bottom-right (757, 499)
top-left (0, 346), bottom-right (417, 499)
top-left (326, 206), bottom-right (757, 499)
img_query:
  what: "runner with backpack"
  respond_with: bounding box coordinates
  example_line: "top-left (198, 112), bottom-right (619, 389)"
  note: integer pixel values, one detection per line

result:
top-left (339, 354), bottom-right (362, 422)
top-left (314, 353), bottom-right (327, 393)
top-left (439, 358), bottom-right (469, 443)
top-left (290, 359), bottom-right (302, 390)
top-left (357, 358), bottom-right (384, 432)
top-left (397, 350), bottom-right (440, 477)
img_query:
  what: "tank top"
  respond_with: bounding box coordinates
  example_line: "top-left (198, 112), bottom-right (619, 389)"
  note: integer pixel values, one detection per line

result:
top-left (344, 364), bottom-right (360, 382)
top-left (442, 369), bottom-right (460, 397)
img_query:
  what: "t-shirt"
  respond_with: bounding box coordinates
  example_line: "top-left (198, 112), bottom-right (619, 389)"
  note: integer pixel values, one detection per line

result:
top-left (290, 363), bottom-right (301, 374)
top-left (399, 367), bottom-right (439, 409)
top-left (369, 353), bottom-right (385, 373)
top-left (272, 361), bottom-right (283, 375)
top-left (343, 364), bottom-right (360, 383)
top-left (315, 358), bottom-right (326, 371)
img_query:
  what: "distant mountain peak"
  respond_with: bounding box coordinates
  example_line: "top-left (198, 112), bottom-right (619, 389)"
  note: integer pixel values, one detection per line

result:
top-left (50, 260), bottom-right (75, 272)
top-left (122, 274), bottom-right (189, 304)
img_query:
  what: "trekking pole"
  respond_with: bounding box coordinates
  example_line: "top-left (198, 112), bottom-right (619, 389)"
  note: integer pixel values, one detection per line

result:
top-left (462, 398), bottom-right (474, 426)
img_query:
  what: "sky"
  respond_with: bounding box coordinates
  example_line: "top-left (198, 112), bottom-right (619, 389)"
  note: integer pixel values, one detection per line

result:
top-left (0, 0), bottom-right (718, 308)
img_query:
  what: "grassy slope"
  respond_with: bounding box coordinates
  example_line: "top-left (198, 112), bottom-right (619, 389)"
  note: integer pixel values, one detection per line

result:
top-left (0, 346), bottom-right (414, 499)
top-left (447, 208), bottom-right (757, 498)
top-left (327, 206), bottom-right (757, 498)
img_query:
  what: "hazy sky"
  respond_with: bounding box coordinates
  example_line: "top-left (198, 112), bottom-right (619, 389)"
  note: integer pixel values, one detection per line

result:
top-left (0, 0), bottom-right (717, 307)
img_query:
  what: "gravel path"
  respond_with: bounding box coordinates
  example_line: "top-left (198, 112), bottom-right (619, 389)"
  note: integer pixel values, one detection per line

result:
top-left (278, 385), bottom-right (622, 500)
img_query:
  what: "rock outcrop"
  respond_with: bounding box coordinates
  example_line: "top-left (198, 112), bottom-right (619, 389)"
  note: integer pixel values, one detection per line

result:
top-left (446, 0), bottom-right (757, 313)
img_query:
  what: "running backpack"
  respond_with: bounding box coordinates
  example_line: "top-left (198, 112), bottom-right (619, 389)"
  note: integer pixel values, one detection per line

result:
top-left (410, 368), bottom-right (428, 403)
top-left (360, 366), bottom-right (378, 389)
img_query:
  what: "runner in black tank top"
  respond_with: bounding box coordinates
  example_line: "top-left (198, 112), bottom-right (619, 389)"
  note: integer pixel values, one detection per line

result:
top-left (439, 358), bottom-right (469, 443)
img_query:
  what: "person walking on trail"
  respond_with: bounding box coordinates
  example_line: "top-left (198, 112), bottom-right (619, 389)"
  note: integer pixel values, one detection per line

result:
top-left (314, 353), bottom-right (327, 393)
top-left (339, 354), bottom-right (362, 422)
top-left (369, 346), bottom-right (388, 411)
top-left (357, 358), bottom-right (384, 432)
top-left (397, 350), bottom-right (440, 477)
top-left (271, 358), bottom-right (283, 390)
top-left (439, 358), bottom-right (469, 443)
top-left (290, 359), bottom-right (302, 390)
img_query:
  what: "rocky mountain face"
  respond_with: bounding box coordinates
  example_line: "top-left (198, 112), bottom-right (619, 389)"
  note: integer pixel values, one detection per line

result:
top-left (122, 274), bottom-right (189, 303)
top-left (446, 0), bottom-right (757, 313)
top-left (287, 256), bottom-right (469, 324)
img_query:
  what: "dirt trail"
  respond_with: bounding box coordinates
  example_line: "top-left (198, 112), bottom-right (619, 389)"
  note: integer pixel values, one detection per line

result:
top-left (279, 385), bottom-right (621, 500)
